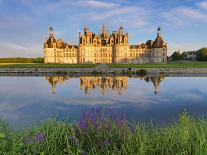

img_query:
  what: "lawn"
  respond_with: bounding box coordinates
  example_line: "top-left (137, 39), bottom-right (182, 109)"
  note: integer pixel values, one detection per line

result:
top-left (0, 63), bottom-right (97, 68)
top-left (0, 57), bottom-right (44, 63)
top-left (110, 61), bottom-right (207, 68)
top-left (1, 109), bottom-right (207, 155)
top-left (1, 61), bottom-right (207, 68)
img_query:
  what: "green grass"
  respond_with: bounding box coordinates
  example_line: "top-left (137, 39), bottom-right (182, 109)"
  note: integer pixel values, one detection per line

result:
top-left (111, 61), bottom-right (207, 68)
top-left (1, 112), bottom-right (207, 154)
top-left (0, 63), bottom-right (97, 68)
top-left (0, 57), bottom-right (44, 63)
top-left (1, 61), bottom-right (207, 68)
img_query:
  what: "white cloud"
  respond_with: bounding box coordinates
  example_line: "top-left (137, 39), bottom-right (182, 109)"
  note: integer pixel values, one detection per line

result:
top-left (197, 1), bottom-right (207, 10)
top-left (0, 42), bottom-right (41, 57)
top-left (168, 41), bottom-right (207, 55)
top-left (80, 0), bottom-right (119, 9)
top-left (163, 7), bottom-right (207, 26)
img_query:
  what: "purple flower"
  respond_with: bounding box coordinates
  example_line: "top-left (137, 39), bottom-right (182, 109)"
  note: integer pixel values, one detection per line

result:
top-left (78, 107), bottom-right (128, 131)
top-left (35, 133), bottom-right (45, 143)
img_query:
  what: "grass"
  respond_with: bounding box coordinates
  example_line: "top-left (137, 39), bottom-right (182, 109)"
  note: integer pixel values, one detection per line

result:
top-left (1, 109), bottom-right (207, 155)
top-left (0, 63), bottom-right (97, 68)
top-left (0, 57), bottom-right (44, 63)
top-left (110, 61), bottom-right (207, 68)
top-left (1, 61), bottom-right (207, 68)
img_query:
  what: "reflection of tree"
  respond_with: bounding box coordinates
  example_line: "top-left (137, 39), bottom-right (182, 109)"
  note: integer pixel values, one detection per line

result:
top-left (46, 75), bottom-right (165, 95)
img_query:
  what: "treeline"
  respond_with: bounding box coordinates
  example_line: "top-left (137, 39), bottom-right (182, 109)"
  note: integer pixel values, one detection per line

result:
top-left (170, 48), bottom-right (207, 61)
top-left (0, 57), bottom-right (44, 63)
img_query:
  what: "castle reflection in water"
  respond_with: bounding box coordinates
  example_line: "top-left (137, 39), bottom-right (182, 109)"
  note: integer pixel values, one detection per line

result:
top-left (46, 76), bottom-right (165, 95)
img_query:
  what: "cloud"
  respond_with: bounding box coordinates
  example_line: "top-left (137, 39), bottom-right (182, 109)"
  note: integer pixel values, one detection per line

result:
top-left (163, 7), bottom-right (207, 26)
top-left (197, 1), bottom-right (207, 10)
top-left (168, 41), bottom-right (207, 55)
top-left (0, 41), bottom-right (41, 57)
top-left (79, 0), bottom-right (119, 9)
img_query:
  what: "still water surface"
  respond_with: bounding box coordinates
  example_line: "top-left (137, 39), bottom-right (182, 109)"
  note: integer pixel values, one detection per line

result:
top-left (1, 75), bottom-right (207, 128)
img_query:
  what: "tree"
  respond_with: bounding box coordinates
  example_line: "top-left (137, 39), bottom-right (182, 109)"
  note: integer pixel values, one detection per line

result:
top-left (196, 48), bottom-right (207, 61)
top-left (181, 52), bottom-right (187, 60)
top-left (171, 51), bottom-right (182, 61)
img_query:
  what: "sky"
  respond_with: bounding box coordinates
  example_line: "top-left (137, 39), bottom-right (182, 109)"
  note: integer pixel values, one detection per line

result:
top-left (0, 0), bottom-right (207, 57)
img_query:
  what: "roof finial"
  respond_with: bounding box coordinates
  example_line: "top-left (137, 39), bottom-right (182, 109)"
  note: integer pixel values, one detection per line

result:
top-left (49, 27), bottom-right (54, 36)
top-left (157, 26), bottom-right (161, 36)
top-left (102, 24), bottom-right (106, 33)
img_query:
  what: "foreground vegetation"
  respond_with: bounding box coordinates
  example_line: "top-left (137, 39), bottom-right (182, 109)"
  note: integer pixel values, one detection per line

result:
top-left (1, 109), bottom-right (207, 155)
top-left (1, 61), bottom-right (207, 68)
top-left (0, 57), bottom-right (44, 63)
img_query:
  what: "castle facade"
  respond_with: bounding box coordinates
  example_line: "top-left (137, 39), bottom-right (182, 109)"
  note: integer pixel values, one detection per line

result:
top-left (46, 75), bottom-right (165, 95)
top-left (44, 25), bottom-right (167, 64)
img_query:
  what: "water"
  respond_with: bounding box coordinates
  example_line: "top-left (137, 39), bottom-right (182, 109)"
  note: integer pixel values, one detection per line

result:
top-left (1, 75), bottom-right (207, 128)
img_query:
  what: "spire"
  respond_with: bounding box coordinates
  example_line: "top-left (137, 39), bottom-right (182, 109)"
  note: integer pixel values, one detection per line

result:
top-left (49, 27), bottom-right (54, 37)
top-left (52, 84), bottom-right (56, 94)
top-left (157, 26), bottom-right (161, 36)
top-left (102, 24), bottom-right (106, 33)
top-left (84, 26), bottom-right (89, 34)
top-left (119, 25), bottom-right (124, 34)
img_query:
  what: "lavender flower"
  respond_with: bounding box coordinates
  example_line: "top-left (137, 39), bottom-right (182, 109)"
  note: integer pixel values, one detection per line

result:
top-left (35, 132), bottom-right (45, 143)
top-left (78, 107), bottom-right (128, 131)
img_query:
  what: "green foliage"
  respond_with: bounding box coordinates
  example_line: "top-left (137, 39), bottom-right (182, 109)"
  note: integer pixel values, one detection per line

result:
top-left (1, 113), bottom-right (207, 154)
top-left (0, 57), bottom-right (44, 63)
top-left (196, 48), bottom-right (207, 61)
top-left (136, 69), bottom-right (147, 76)
top-left (0, 63), bottom-right (97, 68)
top-left (171, 51), bottom-right (187, 61)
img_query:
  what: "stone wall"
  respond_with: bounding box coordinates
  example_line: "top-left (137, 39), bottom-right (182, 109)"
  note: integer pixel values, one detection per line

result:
top-left (1, 68), bottom-right (207, 75)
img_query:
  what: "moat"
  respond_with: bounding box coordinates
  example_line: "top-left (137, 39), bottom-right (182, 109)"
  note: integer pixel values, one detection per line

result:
top-left (1, 75), bottom-right (207, 128)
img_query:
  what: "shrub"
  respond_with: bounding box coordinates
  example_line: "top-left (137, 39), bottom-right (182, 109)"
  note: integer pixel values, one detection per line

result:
top-left (136, 69), bottom-right (147, 76)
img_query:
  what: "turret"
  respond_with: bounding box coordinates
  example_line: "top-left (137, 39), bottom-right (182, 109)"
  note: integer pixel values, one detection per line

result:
top-left (84, 26), bottom-right (89, 34)
top-left (119, 26), bottom-right (124, 35)
top-left (49, 27), bottom-right (54, 37)
top-left (157, 26), bottom-right (161, 37)
top-left (102, 24), bottom-right (106, 34)
top-left (153, 26), bottom-right (164, 48)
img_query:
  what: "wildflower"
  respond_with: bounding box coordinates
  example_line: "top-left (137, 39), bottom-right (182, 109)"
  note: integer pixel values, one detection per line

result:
top-left (35, 132), bottom-right (45, 143)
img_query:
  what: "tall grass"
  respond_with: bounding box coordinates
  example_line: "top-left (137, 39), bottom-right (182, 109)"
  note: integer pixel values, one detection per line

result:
top-left (1, 109), bottom-right (207, 154)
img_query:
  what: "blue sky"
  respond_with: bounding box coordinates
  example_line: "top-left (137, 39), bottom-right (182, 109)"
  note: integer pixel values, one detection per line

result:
top-left (0, 0), bottom-right (207, 57)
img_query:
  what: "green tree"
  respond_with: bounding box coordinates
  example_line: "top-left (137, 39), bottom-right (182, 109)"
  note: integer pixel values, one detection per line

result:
top-left (181, 52), bottom-right (187, 60)
top-left (171, 51), bottom-right (182, 61)
top-left (196, 48), bottom-right (207, 61)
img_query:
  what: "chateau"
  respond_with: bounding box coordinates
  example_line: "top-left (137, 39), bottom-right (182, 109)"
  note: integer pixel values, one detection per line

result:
top-left (46, 75), bottom-right (165, 95)
top-left (44, 25), bottom-right (167, 64)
